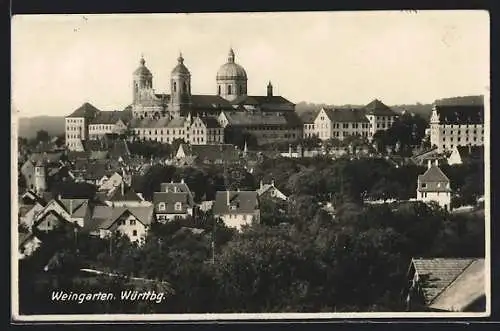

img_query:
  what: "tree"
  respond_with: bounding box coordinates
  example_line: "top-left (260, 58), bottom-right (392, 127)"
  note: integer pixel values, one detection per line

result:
top-left (35, 130), bottom-right (50, 143)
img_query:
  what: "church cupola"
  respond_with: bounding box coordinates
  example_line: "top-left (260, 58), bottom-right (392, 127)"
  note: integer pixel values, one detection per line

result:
top-left (267, 81), bottom-right (273, 97)
top-left (216, 48), bottom-right (248, 101)
top-left (170, 52), bottom-right (192, 117)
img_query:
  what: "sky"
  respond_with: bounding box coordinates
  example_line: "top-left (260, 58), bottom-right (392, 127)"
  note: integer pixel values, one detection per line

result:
top-left (11, 11), bottom-right (489, 118)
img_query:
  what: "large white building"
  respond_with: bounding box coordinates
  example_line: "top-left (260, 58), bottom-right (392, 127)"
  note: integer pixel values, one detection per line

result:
top-left (305, 99), bottom-right (398, 141)
top-left (416, 160), bottom-right (452, 211)
top-left (429, 95), bottom-right (484, 153)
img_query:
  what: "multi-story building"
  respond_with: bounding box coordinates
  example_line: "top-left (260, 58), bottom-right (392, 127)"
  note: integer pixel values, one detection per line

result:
top-left (88, 111), bottom-right (128, 140)
top-left (213, 190), bottom-right (260, 231)
top-left (313, 107), bottom-right (370, 141)
top-left (364, 99), bottom-right (399, 139)
top-left (429, 95), bottom-right (484, 153)
top-left (153, 180), bottom-right (196, 222)
top-left (416, 160), bottom-right (452, 211)
top-left (65, 102), bottom-right (100, 151)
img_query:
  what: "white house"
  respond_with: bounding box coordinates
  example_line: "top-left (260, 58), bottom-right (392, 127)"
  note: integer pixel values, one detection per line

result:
top-left (153, 180), bottom-right (195, 222)
top-left (416, 160), bottom-right (452, 211)
top-left (213, 190), bottom-right (260, 231)
top-left (256, 180), bottom-right (288, 201)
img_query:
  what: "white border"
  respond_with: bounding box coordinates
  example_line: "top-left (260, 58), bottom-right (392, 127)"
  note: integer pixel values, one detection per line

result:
top-left (10, 14), bottom-right (491, 323)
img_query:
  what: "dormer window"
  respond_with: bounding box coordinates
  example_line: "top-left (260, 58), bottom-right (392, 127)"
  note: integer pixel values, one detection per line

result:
top-left (230, 205), bottom-right (237, 211)
top-left (158, 202), bottom-right (166, 211)
top-left (175, 202), bottom-right (182, 211)
top-left (421, 183), bottom-right (427, 188)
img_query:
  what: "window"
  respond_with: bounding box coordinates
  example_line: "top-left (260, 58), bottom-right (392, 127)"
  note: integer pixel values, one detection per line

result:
top-left (130, 219), bottom-right (136, 225)
top-left (218, 85), bottom-right (221, 95)
top-left (173, 82), bottom-right (177, 92)
top-left (421, 183), bottom-right (427, 188)
top-left (158, 202), bottom-right (166, 211)
top-left (132, 230), bottom-right (137, 236)
top-left (175, 202), bottom-right (182, 211)
top-left (230, 205), bottom-right (237, 210)
top-left (183, 82), bottom-right (187, 93)
top-left (228, 85), bottom-right (232, 95)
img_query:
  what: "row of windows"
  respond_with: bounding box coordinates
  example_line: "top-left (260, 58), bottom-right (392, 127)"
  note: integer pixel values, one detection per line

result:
top-left (317, 122), bottom-right (371, 129)
top-left (136, 129), bottom-right (186, 135)
top-left (67, 126), bottom-right (83, 131)
top-left (90, 124), bottom-right (114, 131)
top-left (438, 124), bottom-right (483, 128)
top-left (67, 118), bottom-right (83, 123)
top-left (440, 129), bottom-right (484, 135)
top-left (117, 219), bottom-right (137, 226)
top-left (442, 136), bottom-right (483, 142)
top-left (224, 214), bottom-right (252, 220)
top-left (218, 84), bottom-right (244, 96)
top-left (67, 134), bottom-right (82, 139)
top-left (262, 133), bottom-right (297, 139)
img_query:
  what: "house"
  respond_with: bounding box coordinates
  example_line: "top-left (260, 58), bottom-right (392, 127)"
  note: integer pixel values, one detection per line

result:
top-left (313, 107), bottom-right (370, 141)
top-left (447, 145), bottom-right (484, 165)
top-left (18, 232), bottom-right (42, 259)
top-left (175, 143), bottom-right (242, 165)
top-left (85, 205), bottom-right (154, 244)
top-left (416, 160), bottom-right (452, 211)
top-left (213, 190), bottom-right (260, 230)
top-left (153, 180), bottom-right (196, 222)
top-left (429, 95), bottom-right (484, 153)
top-left (300, 110), bottom-right (319, 139)
top-left (256, 180), bottom-right (288, 201)
top-left (18, 201), bottom-right (45, 229)
top-left (96, 181), bottom-right (150, 208)
top-left (33, 197), bottom-right (93, 231)
top-left (404, 257), bottom-right (485, 312)
top-left (364, 99), bottom-right (399, 139)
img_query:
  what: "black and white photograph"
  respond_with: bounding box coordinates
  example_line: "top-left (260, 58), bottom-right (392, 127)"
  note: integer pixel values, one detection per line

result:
top-left (11, 10), bottom-right (490, 321)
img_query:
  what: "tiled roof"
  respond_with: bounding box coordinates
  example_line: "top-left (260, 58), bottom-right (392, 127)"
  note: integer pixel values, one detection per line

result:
top-left (434, 105), bottom-right (484, 125)
top-left (300, 110), bottom-right (319, 124)
top-left (412, 258), bottom-right (479, 304)
top-left (429, 259), bottom-right (485, 311)
top-left (213, 191), bottom-right (259, 215)
top-left (98, 206), bottom-right (154, 229)
top-left (322, 108), bottom-right (370, 123)
top-left (90, 151), bottom-right (109, 160)
top-left (190, 95), bottom-right (233, 109)
top-left (435, 95), bottom-right (484, 107)
top-left (18, 204), bottom-right (34, 217)
top-left (67, 102), bottom-right (101, 119)
top-left (167, 117), bottom-right (186, 128)
top-left (231, 95), bottom-right (295, 107)
top-left (129, 117), bottom-right (170, 129)
top-left (103, 184), bottom-right (143, 202)
top-left (153, 192), bottom-right (194, 213)
top-left (59, 198), bottom-right (90, 218)
top-left (89, 111), bottom-right (125, 125)
top-left (183, 144), bottom-right (241, 163)
top-left (29, 152), bottom-right (64, 165)
top-left (364, 99), bottom-right (398, 116)
top-left (418, 166), bottom-right (450, 190)
top-left (223, 111), bottom-right (302, 127)
top-left (159, 182), bottom-right (194, 203)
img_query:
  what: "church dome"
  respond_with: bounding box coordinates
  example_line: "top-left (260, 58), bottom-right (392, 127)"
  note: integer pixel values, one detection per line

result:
top-left (133, 57), bottom-right (153, 77)
top-left (216, 48), bottom-right (247, 80)
top-left (171, 53), bottom-right (190, 75)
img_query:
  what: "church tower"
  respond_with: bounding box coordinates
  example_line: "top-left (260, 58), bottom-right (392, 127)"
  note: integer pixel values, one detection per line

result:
top-left (34, 160), bottom-right (47, 194)
top-left (170, 53), bottom-right (192, 118)
top-left (267, 81), bottom-right (273, 97)
top-left (132, 56), bottom-right (153, 104)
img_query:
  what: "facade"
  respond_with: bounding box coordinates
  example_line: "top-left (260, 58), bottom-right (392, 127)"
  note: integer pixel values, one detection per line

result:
top-left (364, 99), bottom-right (399, 139)
top-left (33, 198), bottom-right (92, 231)
top-left (416, 160), bottom-right (452, 211)
top-left (213, 190), bottom-right (260, 230)
top-left (404, 258), bottom-right (485, 312)
top-left (429, 95), bottom-right (484, 153)
top-left (66, 48), bottom-right (297, 149)
top-left (153, 180), bottom-right (195, 222)
top-left (313, 107), bottom-right (370, 141)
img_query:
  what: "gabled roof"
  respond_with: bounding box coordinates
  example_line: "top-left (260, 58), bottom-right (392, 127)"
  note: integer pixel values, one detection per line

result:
top-left (29, 152), bottom-right (64, 165)
top-left (59, 198), bottom-right (90, 218)
top-left (159, 182), bottom-right (194, 204)
top-left (429, 259), bottom-right (485, 311)
top-left (129, 116), bottom-right (171, 129)
top-left (256, 183), bottom-right (286, 197)
top-left (99, 206), bottom-right (154, 229)
top-left (300, 110), bottom-right (319, 124)
top-left (364, 99), bottom-right (398, 116)
top-left (213, 191), bottom-right (259, 215)
top-left (223, 111), bottom-right (302, 127)
top-left (102, 184), bottom-right (143, 202)
top-left (434, 105), bottom-right (484, 125)
top-left (435, 95), bottom-right (484, 107)
top-left (89, 111), bottom-right (124, 125)
top-left (153, 192), bottom-right (194, 213)
top-left (411, 258), bottom-right (483, 306)
top-left (167, 117), bottom-right (186, 128)
top-left (321, 108), bottom-right (370, 123)
top-left (67, 102), bottom-right (101, 119)
top-left (418, 166), bottom-right (450, 183)
top-left (201, 117), bottom-right (222, 128)
top-left (231, 95), bottom-right (295, 107)
top-left (182, 144), bottom-right (241, 163)
top-left (454, 145), bottom-right (484, 161)
top-left (190, 94), bottom-right (233, 110)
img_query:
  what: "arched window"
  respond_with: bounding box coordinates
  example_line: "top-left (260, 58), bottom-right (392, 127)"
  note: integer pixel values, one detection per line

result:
top-left (158, 202), bottom-right (166, 211)
top-left (173, 81), bottom-right (177, 92)
top-left (183, 82), bottom-right (187, 93)
top-left (240, 85), bottom-right (243, 95)
top-left (228, 85), bottom-right (232, 95)
top-left (218, 85), bottom-right (221, 95)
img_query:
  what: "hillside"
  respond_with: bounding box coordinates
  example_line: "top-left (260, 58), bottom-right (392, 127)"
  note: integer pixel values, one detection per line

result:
top-left (17, 116), bottom-right (65, 138)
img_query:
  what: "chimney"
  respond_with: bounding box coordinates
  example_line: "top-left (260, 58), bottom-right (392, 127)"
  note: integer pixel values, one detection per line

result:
top-left (57, 194), bottom-right (62, 201)
top-left (288, 144), bottom-right (292, 157)
top-left (427, 159), bottom-right (432, 169)
top-left (180, 178), bottom-right (184, 184)
top-left (271, 180), bottom-right (275, 187)
top-left (260, 180), bottom-right (263, 189)
top-left (226, 191), bottom-right (230, 206)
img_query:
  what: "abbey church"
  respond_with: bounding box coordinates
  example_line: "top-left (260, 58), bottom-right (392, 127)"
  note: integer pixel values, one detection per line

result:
top-left (65, 48), bottom-right (301, 151)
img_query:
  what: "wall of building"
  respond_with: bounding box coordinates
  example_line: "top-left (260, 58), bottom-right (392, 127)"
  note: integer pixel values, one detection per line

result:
top-left (416, 190), bottom-right (451, 210)
top-left (65, 117), bottom-right (86, 151)
top-left (430, 123), bottom-right (484, 153)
